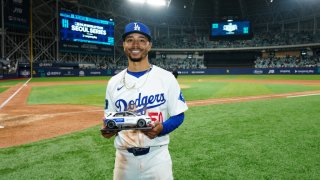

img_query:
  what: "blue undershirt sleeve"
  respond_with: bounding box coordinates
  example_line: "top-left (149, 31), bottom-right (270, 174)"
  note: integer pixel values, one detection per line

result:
top-left (158, 112), bottom-right (184, 136)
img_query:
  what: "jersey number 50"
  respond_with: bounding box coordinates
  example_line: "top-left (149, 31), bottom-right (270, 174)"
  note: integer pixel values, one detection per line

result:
top-left (148, 112), bottom-right (163, 123)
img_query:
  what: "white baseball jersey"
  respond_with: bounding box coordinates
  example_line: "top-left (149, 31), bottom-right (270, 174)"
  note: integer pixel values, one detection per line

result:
top-left (105, 65), bottom-right (188, 149)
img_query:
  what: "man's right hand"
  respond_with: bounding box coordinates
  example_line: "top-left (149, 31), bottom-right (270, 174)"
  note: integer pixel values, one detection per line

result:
top-left (101, 130), bottom-right (119, 138)
top-left (101, 122), bottom-right (119, 138)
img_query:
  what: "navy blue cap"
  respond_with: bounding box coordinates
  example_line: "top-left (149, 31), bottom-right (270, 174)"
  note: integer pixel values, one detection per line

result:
top-left (122, 22), bottom-right (152, 41)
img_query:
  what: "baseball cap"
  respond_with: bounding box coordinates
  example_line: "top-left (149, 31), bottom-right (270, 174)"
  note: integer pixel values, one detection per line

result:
top-left (122, 22), bottom-right (152, 41)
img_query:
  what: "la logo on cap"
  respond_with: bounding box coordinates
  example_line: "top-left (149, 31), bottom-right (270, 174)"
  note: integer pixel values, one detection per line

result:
top-left (134, 23), bottom-right (140, 31)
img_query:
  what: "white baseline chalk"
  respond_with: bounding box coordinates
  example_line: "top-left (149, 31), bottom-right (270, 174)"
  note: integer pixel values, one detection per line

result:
top-left (0, 78), bottom-right (32, 110)
top-left (287, 93), bottom-right (320, 98)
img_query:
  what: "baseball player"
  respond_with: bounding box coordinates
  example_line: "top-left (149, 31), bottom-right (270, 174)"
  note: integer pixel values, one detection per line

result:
top-left (102, 22), bottom-right (188, 180)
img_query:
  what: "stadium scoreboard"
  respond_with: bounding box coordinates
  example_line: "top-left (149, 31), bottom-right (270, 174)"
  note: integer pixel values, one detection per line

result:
top-left (210, 20), bottom-right (253, 40)
top-left (59, 11), bottom-right (115, 54)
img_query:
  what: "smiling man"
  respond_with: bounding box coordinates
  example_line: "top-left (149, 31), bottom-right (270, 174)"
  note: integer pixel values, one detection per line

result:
top-left (102, 22), bottom-right (188, 180)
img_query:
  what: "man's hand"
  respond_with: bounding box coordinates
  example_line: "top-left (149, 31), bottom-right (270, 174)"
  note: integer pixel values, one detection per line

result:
top-left (142, 122), bottom-right (163, 139)
top-left (101, 129), bottom-right (119, 138)
top-left (100, 122), bottom-right (119, 139)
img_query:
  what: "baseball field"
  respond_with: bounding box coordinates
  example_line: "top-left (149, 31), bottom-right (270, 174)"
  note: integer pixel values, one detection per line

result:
top-left (0, 75), bottom-right (320, 179)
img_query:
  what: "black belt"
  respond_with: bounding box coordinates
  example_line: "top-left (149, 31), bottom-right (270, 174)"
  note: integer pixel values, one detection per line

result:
top-left (127, 147), bottom-right (150, 156)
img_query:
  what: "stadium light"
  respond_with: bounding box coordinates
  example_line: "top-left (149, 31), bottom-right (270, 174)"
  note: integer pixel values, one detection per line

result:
top-left (128, 0), bottom-right (170, 7)
top-left (128, 0), bottom-right (145, 4)
top-left (147, 0), bottom-right (166, 6)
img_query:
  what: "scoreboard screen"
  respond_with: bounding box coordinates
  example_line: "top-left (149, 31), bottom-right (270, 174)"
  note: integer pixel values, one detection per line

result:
top-left (59, 11), bottom-right (115, 54)
top-left (210, 20), bottom-right (253, 40)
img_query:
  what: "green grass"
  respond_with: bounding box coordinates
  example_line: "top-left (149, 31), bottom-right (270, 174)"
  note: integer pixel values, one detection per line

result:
top-left (0, 87), bottom-right (8, 93)
top-left (26, 76), bottom-right (320, 104)
top-left (28, 84), bottom-right (106, 106)
top-left (0, 78), bottom-right (28, 86)
top-left (1, 96), bottom-right (319, 179)
top-left (179, 75), bottom-right (320, 81)
top-left (0, 127), bottom-right (115, 179)
top-left (0, 78), bottom-right (29, 94)
top-left (30, 76), bottom-right (110, 82)
top-left (171, 95), bottom-right (320, 179)
top-left (182, 81), bottom-right (320, 101)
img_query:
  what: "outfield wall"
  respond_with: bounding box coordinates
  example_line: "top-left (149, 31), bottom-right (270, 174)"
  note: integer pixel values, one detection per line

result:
top-left (0, 73), bottom-right (19, 79)
top-left (13, 67), bottom-right (320, 78)
top-left (177, 67), bottom-right (320, 75)
top-left (20, 68), bottom-right (114, 78)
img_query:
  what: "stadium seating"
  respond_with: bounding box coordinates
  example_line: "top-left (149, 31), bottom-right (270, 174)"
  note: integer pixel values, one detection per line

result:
top-left (153, 31), bottom-right (320, 49)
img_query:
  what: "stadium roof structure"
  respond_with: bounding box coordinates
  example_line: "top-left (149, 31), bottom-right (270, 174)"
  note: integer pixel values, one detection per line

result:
top-left (2, 0), bottom-right (320, 64)
top-left (73, 0), bottom-right (320, 27)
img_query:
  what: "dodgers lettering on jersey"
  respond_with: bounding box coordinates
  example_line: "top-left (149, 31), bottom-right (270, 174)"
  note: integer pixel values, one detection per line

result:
top-left (115, 93), bottom-right (166, 114)
top-left (105, 65), bottom-right (188, 148)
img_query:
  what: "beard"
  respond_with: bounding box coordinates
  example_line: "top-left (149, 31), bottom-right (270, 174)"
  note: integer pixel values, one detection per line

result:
top-left (129, 55), bottom-right (143, 62)
top-left (127, 49), bottom-right (148, 62)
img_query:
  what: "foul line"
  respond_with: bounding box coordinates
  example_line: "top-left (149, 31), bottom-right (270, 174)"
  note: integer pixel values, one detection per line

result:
top-left (188, 94), bottom-right (287, 106)
top-left (188, 91), bottom-right (320, 106)
top-left (287, 93), bottom-right (320, 98)
top-left (2, 109), bottom-right (104, 121)
top-left (0, 78), bottom-right (32, 110)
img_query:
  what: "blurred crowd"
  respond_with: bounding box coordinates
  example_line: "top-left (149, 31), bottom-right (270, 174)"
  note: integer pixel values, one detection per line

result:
top-left (153, 31), bottom-right (320, 49)
top-left (95, 57), bottom-right (206, 70)
top-left (150, 57), bottom-right (206, 70)
top-left (254, 55), bottom-right (320, 68)
top-left (0, 58), bottom-right (17, 73)
top-left (8, 31), bottom-right (320, 71)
